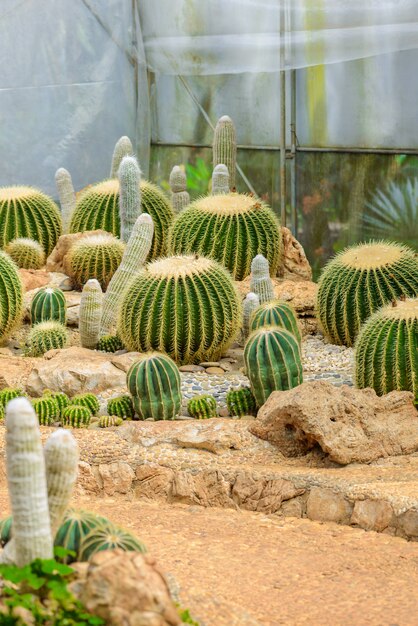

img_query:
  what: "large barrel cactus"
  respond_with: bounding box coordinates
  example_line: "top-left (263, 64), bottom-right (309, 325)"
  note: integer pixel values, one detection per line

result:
top-left (30, 287), bottom-right (67, 326)
top-left (250, 300), bottom-right (301, 344)
top-left (127, 353), bottom-right (181, 420)
top-left (316, 241), bottom-right (418, 346)
top-left (68, 232), bottom-right (125, 290)
top-left (0, 251), bottom-right (23, 342)
top-left (118, 255), bottom-right (242, 364)
top-left (244, 327), bottom-right (303, 406)
top-left (69, 179), bottom-right (173, 260)
top-left (0, 186), bottom-right (62, 255)
top-left (355, 298), bottom-right (417, 397)
top-left (168, 193), bottom-right (281, 280)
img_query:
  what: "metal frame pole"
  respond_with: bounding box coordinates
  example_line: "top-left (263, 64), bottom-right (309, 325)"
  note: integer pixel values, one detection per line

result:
top-left (279, 1), bottom-right (287, 227)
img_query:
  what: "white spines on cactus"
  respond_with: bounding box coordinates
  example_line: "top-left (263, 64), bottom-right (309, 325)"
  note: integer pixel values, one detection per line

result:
top-left (213, 115), bottom-right (237, 189)
top-left (1, 398), bottom-right (53, 566)
top-left (55, 168), bottom-right (76, 234)
top-left (100, 213), bottom-right (154, 336)
top-left (79, 279), bottom-right (103, 349)
top-left (243, 292), bottom-right (260, 338)
top-left (212, 164), bottom-right (230, 195)
top-left (110, 136), bottom-right (133, 178)
top-left (250, 254), bottom-right (275, 304)
top-left (118, 155), bottom-right (142, 243)
top-left (169, 166), bottom-right (190, 213)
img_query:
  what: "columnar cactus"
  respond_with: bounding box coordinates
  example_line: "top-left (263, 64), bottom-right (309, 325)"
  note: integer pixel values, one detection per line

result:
top-left (98, 415), bottom-right (123, 428)
top-left (250, 255), bottom-right (275, 304)
top-left (213, 115), bottom-right (237, 189)
top-left (42, 390), bottom-right (70, 416)
top-left (62, 405), bottom-right (92, 428)
top-left (31, 397), bottom-right (60, 426)
top-left (27, 321), bottom-right (68, 356)
top-left (355, 298), bottom-right (418, 397)
top-left (250, 300), bottom-right (301, 344)
top-left (110, 136), bottom-right (133, 178)
top-left (79, 279), bottom-right (103, 349)
top-left (0, 388), bottom-right (25, 408)
top-left (97, 334), bottom-right (125, 353)
top-left (187, 395), bottom-right (217, 419)
top-left (212, 164), bottom-right (230, 195)
top-left (5, 238), bottom-right (45, 270)
top-left (226, 387), bottom-right (257, 417)
top-left (127, 353), bottom-right (182, 420)
top-left (317, 241), bottom-right (418, 346)
top-left (107, 395), bottom-right (135, 419)
top-left (100, 213), bottom-right (154, 336)
top-left (0, 251), bottom-right (23, 342)
top-left (244, 327), bottom-right (303, 406)
top-left (242, 292), bottom-right (260, 339)
top-left (55, 168), bottom-right (76, 234)
top-left (168, 194), bottom-right (281, 280)
top-left (118, 155), bottom-right (141, 243)
top-left (68, 232), bottom-right (125, 290)
top-left (119, 255), bottom-right (242, 364)
top-left (169, 166), bottom-right (190, 213)
top-left (70, 393), bottom-right (100, 416)
top-left (30, 287), bottom-right (67, 326)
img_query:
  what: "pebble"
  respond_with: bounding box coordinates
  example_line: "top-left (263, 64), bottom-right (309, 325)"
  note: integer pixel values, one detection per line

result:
top-left (205, 367), bottom-right (226, 374)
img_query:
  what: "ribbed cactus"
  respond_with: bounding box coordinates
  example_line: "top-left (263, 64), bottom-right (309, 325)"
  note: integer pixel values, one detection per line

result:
top-left (250, 255), bottom-right (275, 304)
top-left (119, 255), bottom-right (242, 364)
top-left (54, 509), bottom-right (107, 563)
top-left (250, 300), bottom-right (301, 344)
top-left (226, 387), bottom-right (257, 417)
top-left (212, 164), bottom-right (230, 195)
top-left (26, 321), bottom-right (68, 356)
top-left (168, 193), bottom-right (281, 280)
top-left (55, 168), bottom-right (76, 234)
top-left (127, 353), bottom-right (182, 420)
top-left (79, 279), bottom-right (103, 349)
top-left (244, 327), bottom-right (303, 407)
top-left (96, 334), bottom-right (125, 353)
top-left (110, 136), bottom-right (133, 178)
top-left (5, 238), bottom-right (45, 269)
top-left (107, 395), bottom-right (134, 419)
top-left (187, 395), bottom-right (217, 419)
top-left (355, 298), bottom-right (418, 397)
top-left (0, 388), bottom-right (25, 408)
top-left (69, 179), bottom-right (173, 260)
top-left (68, 232), bottom-right (125, 290)
top-left (0, 404), bottom-right (4, 421)
top-left (0, 186), bottom-right (61, 255)
top-left (42, 390), bottom-right (70, 416)
top-left (100, 213), bottom-right (154, 336)
top-left (62, 405), bottom-right (92, 428)
top-left (118, 155), bottom-right (141, 243)
top-left (98, 415), bottom-right (123, 428)
top-left (31, 397), bottom-right (60, 426)
top-left (79, 520), bottom-right (146, 562)
top-left (70, 393), bottom-right (100, 416)
top-left (317, 241), bottom-right (418, 346)
top-left (169, 166), bottom-right (190, 213)
top-left (242, 292), bottom-right (260, 339)
top-left (213, 115), bottom-right (237, 189)
top-left (0, 251), bottom-right (23, 342)
top-left (30, 287), bottom-right (67, 326)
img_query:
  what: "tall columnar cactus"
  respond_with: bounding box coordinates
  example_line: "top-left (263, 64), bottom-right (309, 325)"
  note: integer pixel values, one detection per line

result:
top-left (107, 395), bottom-right (135, 419)
top-left (62, 405), bottom-right (92, 429)
top-left (242, 292), bottom-right (260, 339)
top-left (168, 194), bottom-right (281, 280)
top-left (55, 168), bottom-right (76, 234)
top-left (355, 298), bottom-right (418, 397)
top-left (250, 300), bottom-right (301, 344)
top-left (316, 241), bottom-right (418, 346)
top-left (0, 251), bottom-right (23, 342)
top-left (69, 179), bottom-right (172, 260)
top-left (226, 387), bottom-right (257, 417)
top-left (0, 186), bottom-right (62, 255)
top-left (5, 238), bottom-right (45, 270)
top-left (118, 155), bottom-right (141, 243)
top-left (26, 321), bottom-right (68, 356)
top-left (79, 279), bottom-right (103, 349)
top-left (127, 353), bottom-right (182, 420)
top-left (70, 393), bottom-right (100, 416)
top-left (213, 115), bottom-right (237, 189)
top-left (100, 213), bottom-right (154, 336)
top-left (244, 327), bottom-right (303, 407)
top-left (187, 395), bottom-right (217, 419)
top-left (31, 397), bottom-right (60, 426)
top-left (250, 255), bottom-right (275, 304)
top-left (30, 287), bottom-right (67, 326)
top-left (119, 255), bottom-right (242, 364)
top-left (169, 166), bottom-right (190, 213)
top-left (110, 136), bottom-right (133, 179)
top-left (68, 232), bottom-right (125, 290)
top-left (212, 164), bottom-right (230, 195)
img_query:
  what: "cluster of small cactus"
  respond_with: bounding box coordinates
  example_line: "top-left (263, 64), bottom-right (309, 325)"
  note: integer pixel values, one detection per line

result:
top-left (187, 395), bottom-right (217, 419)
top-left (31, 396), bottom-right (60, 426)
top-left (169, 166), bottom-right (190, 212)
top-left (250, 300), bottom-right (301, 344)
top-left (30, 287), bottom-right (67, 326)
top-left (250, 255), bottom-right (275, 304)
top-left (70, 393), bottom-right (100, 416)
top-left (98, 415), bottom-right (123, 428)
top-left (213, 115), bottom-right (237, 189)
top-left (0, 251), bottom-right (23, 342)
top-left (97, 334), bottom-right (125, 353)
top-left (107, 395), bottom-right (135, 419)
top-left (79, 279), bottom-right (103, 349)
top-left (62, 405), bottom-right (92, 428)
top-left (0, 387), bottom-right (25, 408)
top-left (26, 321), bottom-right (68, 356)
top-left (226, 387), bottom-right (257, 417)
top-left (55, 168), bottom-right (76, 234)
top-left (68, 232), bottom-right (125, 290)
top-left (5, 238), bottom-right (45, 269)
top-left (118, 155), bottom-right (141, 243)
top-left (42, 390), bottom-right (70, 416)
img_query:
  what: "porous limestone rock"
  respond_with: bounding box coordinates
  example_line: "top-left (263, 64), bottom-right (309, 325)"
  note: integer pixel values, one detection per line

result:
top-left (18, 269), bottom-right (50, 292)
top-left (278, 227), bottom-right (312, 281)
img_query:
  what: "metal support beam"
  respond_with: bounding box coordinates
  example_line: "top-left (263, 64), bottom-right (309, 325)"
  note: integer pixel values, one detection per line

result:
top-left (279, 2), bottom-right (287, 227)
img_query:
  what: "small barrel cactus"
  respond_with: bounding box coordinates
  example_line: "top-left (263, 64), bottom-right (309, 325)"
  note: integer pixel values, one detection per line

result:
top-left (250, 255), bottom-right (275, 304)
top-left (26, 321), bottom-right (68, 357)
top-left (62, 405), bottom-right (92, 428)
top-left (127, 353), bottom-right (181, 420)
top-left (79, 519), bottom-right (146, 562)
top-left (211, 164), bottom-right (230, 195)
top-left (98, 415), bottom-right (123, 428)
top-left (317, 241), bottom-right (418, 346)
top-left (187, 395), bottom-right (217, 419)
top-left (213, 115), bottom-right (237, 189)
top-left (118, 155), bottom-right (141, 243)
top-left (107, 395), bottom-right (135, 419)
top-left (226, 387), bottom-right (257, 417)
top-left (53, 509), bottom-right (108, 563)
top-left (249, 300), bottom-right (301, 344)
top-left (42, 390), bottom-right (70, 416)
top-left (355, 298), bottom-right (418, 397)
top-left (0, 251), bottom-right (23, 342)
top-left (0, 388), bottom-right (25, 408)
top-left (68, 232), bottom-right (125, 290)
top-left (79, 279), bottom-right (103, 349)
top-left (55, 168), bottom-right (76, 234)
top-left (31, 397), bottom-right (60, 426)
top-left (70, 393), bottom-right (100, 416)
top-left (242, 292), bottom-right (260, 339)
top-left (97, 334), bottom-right (124, 353)
top-left (169, 166), bottom-right (190, 213)
top-left (5, 238), bottom-right (45, 269)
top-left (30, 287), bottom-right (67, 326)
top-left (110, 136), bottom-right (133, 178)
top-left (244, 327), bottom-right (303, 407)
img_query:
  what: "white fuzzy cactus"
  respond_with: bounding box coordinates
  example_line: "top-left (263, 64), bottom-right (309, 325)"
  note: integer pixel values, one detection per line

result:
top-left (250, 254), bottom-right (275, 304)
top-left (212, 164), bottom-right (230, 195)
top-left (79, 279), bottom-right (103, 349)
top-left (119, 156), bottom-right (142, 243)
top-left (110, 136), bottom-right (133, 178)
top-left (243, 292), bottom-right (260, 338)
top-left (169, 166), bottom-right (190, 213)
top-left (213, 115), bottom-right (237, 189)
top-left (55, 168), bottom-right (76, 234)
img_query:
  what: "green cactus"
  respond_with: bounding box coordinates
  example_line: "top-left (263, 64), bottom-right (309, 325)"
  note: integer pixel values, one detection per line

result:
top-left (0, 251), bottom-right (23, 342)
top-left (213, 115), bottom-right (237, 189)
top-left (31, 396), bottom-right (60, 426)
top-left (107, 395), bottom-right (135, 419)
top-left (0, 516), bottom-right (12, 547)
top-left (62, 405), bottom-right (92, 428)
top-left (0, 403), bottom-right (4, 421)
top-left (317, 241), bottom-right (418, 346)
top-left (226, 387), bottom-right (257, 417)
top-left (249, 300), bottom-right (301, 344)
top-left (68, 232), bottom-right (125, 291)
top-left (26, 321), bottom-right (68, 356)
top-left (250, 254), bottom-right (275, 304)
top-left (0, 388), bottom-right (25, 408)
top-left (169, 165), bottom-right (190, 213)
top-left (5, 238), bottom-right (45, 270)
top-left (79, 279), bottom-right (103, 349)
top-left (110, 136), bottom-right (133, 178)
top-left (127, 353), bottom-right (182, 420)
top-left (79, 519), bottom-right (146, 561)
top-left (53, 509), bottom-right (107, 563)
top-left (119, 255), bottom-right (242, 364)
top-left (30, 287), bottom-right (67, 326)
top-left (0, 186), bottom-right (61, 255)
top-left (55, 168), bottom-right (76, 234)
top-left (69, 179), bottom-right (173, 260)
top-left (70, 393), bottom-right (100, 416)
top-left (187, 395), bottom-right (217, 419)
top-left (168, 193), bottom-right (281, 281)
top-left (42, 390), bottom-right (70, 416)
top-left (242, 292), bottom-right (260, 339)
top-left (118, 155), bottom-right (141, 243)
top-left (98, 415), bottom-right (123, 428)
top-left (244, 327), bottom-right (303, 407)
top-left (355, 298), bottom-right (418, 397)
top-left (211, 164), bottom-right (230, 195)
top-left (96, 334), bottom-right (125, 353)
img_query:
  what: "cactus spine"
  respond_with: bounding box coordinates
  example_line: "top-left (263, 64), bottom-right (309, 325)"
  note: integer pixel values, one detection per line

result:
top-left (118, 155), bottom-right (141, 243)
top-left (107, 395), bottom-right (134, 419)
top-left (212, 164), bottom-right (230, 195)
top-left (68, 232), bottom-right (125, 290)
top-left (55, 168), bottom-right (76, 234)
top-left (70, 393), bottom-right (100, 416)
top-left (169, 166), bottom-right (190, 213)
top-left (213, 115), bottom-right (237, 189)
top-left (5, 238), bottom-right (45, 270)
top-left (110, 136), bottom-right (133, 178)
top-left (226, 387), bottom-right (257, 417)
top-left (30, 287), bottom-right (67, 326)
top-left (250, 255), bottom-right (275, 304)
top-left (100, 213), bottom-right (154, 336)
top-left (243, 292), bottom-right (260, 339)
top-left (62, 405), bottom-right (92, 428)
top-left (27, 321), bottom-right (68, 356)
top-left (31, 397), bottom-right (60, 426)
top-left (250, 300), bottom-right (301, 344)
top-left (187, 395), bottom-right (217, 419)
top-left (79, 279), bottom-right (103, 349)
top-left (0, 251), bottom-right (23, 342)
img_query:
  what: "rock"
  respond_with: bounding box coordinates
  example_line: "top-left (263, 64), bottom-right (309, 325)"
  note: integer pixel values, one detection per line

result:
top-left (250, 381), bottom-right (418, 465)
top-left (0, 354), bottom-right (37, 389)
top-left (205, 366), bottom-right (225, 374)
top-left (396, 509), bottom-right (418, 538)
top-left (18, 269), bottom-right (50, 292)
top-left (174, 421), bottom-right (242, 454)
top-left (231, 474), bottom-right (304, 514)
top-left (218, 407), bottom-right (230, 418)
top-left (307, 487), bottom-right (353, 524)
top-left (59, 277), bottom-right (74, 291)
top-left (278, 227), bottom-right (312, 281)
top-left (96, 462), bottom-right (135, 495)
top-left (179, 364), bottom-right (205, 373)
top-left (200, 362), bottom-right (221, 367)
top-left (350, 499), bottom-right (394, 532)
top-left (45, 229), bottom-right (109, 274)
